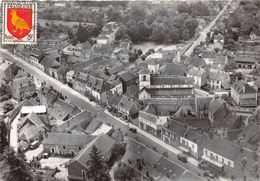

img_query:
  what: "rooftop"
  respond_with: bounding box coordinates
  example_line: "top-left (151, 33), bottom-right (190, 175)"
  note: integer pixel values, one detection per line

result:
top-left (43, 132), bottom-right (95, 146)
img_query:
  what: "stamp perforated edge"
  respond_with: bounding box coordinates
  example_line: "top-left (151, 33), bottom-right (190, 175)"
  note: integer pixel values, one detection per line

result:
top-left (1, 1), bottom-right (37, 45)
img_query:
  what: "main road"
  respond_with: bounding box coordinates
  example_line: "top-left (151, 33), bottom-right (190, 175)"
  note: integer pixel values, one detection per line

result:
top-left (0, 48), bottom-right (205, 179)
top-left (182, 0), bottom-right (233, 57)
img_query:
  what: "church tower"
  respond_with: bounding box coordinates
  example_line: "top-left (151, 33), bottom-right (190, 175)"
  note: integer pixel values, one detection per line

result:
top-left (139, 69), bottom-right (151, 90)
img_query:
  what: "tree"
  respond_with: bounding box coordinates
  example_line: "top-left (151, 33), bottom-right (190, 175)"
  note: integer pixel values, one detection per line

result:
top-left (224, 61), bottom-right (238, 72)
top-left (2, 147), bottom-right (33, 181)
top-left (86, 146), bottom-right (109, 181)
top-left (114, 163), bottom-right (139, 181)
top-left (0, 119), bottom-right (8, 154)
top-left (3, 102), bottom-right (14, 114)
top-left (76, 26), bottom-right (90, 43)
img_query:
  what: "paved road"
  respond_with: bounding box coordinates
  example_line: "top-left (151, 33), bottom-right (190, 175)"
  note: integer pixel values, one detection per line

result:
top-left (183, 0), bottom-right (232, 57)
top-left (0, 49), bottom-right (205, 178)
top-left (9, 112), bottom-right (19, 152)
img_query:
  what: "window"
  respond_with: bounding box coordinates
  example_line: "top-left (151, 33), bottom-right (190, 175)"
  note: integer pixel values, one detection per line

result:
top-left (228, 161), bottom-right (231, 167)
top-left (63, 146), bottom-right (65, 149)
top-left (79, 147), bottom-right (81, 150)
top-left (143, 75), bottom-right (146, 81)
top-left (82, 170), bottom-right (86, 178)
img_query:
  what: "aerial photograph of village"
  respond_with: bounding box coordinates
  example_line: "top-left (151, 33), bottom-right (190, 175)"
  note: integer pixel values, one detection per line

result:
top-left (0, 0), bottom-right (259, 181)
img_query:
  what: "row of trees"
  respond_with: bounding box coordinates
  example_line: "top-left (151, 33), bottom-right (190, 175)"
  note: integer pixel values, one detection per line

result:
top-left (113, 5), bottom-right (199, 44)
top-left (224, 1), bottom-right (260, 37)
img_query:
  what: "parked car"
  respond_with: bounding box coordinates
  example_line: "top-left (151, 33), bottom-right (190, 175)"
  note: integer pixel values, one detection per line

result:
top-left (42, 153), bottom-right (50, 159)
top-left (177, 153), bottom-right (188, 163)
top-left (129, 127), bottom-right (137, 133)
top-left (30, 140), bottom-right (40, 150)
top-left (204, 170), bottom-right (214, 178)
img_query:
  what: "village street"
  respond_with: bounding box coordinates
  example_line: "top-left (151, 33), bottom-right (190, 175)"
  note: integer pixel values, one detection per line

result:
top-left (0, 48), bottom-right (204, 177)
top-left (182, 0), bottom-right (232, 57)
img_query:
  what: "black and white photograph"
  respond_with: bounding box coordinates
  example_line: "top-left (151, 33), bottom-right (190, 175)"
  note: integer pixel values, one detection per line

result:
top-left (0, 0), bottom-right (259, 180)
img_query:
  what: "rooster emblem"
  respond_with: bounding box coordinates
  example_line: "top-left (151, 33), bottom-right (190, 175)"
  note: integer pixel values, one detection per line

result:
top-left (10, 9), bottom-right (30, 35)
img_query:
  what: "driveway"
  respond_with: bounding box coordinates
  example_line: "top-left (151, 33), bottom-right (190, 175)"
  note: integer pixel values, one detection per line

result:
top-left (25, 144), bottom-right (44, 162)
top-left (40, 157), bottom-right (71, 180)
top-left (9, 113), bottom-right (20, 152)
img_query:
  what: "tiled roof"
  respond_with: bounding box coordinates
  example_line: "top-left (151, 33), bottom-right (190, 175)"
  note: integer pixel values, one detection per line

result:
top-left (232, 81), bottom-right (256, 94)
top-left (119, 71), bottom-right (137, 82)
top-left (183, 57), bottom-right (207, 68)
top-left (85, 118), bottom-right (102, 134)
top-left (187, 67), bottom-right (206, 77)
top-left (48, 99), bottom-right (75, 121)
top-left (55, 111), bottom-right (94, 132)
top-left (203, 137), bottom-right (240, 161)
top-left (108, 94), bottom-right (123, 107)
top-left (12, 76), bottom-right (34, 89)
top-left (147, 88), bottom-right (193, 97)
top-left (31, 48), bottom-right (44, 57)
top-left (160, 63), bottom-right (187, 76)
top-left (151, 76), bottom-right (193, 86)
top-left (126, 84), bottom-right (139, 98)
top-left (19, 124), bottom-right (42, 141)
top-left (214, 33), bottom-right (224, 40)
top-left (164, 119), bottom-right (187, 136)
top-left (183, 128), bottom-right (204, 145)
top-left (19, 112), bottom-right (46, 130)
top-left (0, 61), bottom-right (11, 71)
top-left (118, 96), bottom-right (135, 112)
top-left (72, 134), bottom-right (116, 168)
top-left (40, 56), bottom-right (61, 68)
top-left (208, 69), bottom-right (229, 82)
top-left (43, 132), bottom-right (95, 146)
top-left (195, 97), bottom-right (213, 111)
top-left (174, 118), bottom-right (211, 129)
top-left (139, 111), bottom-right (157, 124)
top-left (208, 98), bottom-right (227, 115)
top-left (234, 56), bottom-right (256, 63)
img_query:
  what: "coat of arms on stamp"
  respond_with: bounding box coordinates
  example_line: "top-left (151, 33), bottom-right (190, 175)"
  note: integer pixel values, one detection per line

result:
top-left (2, 1), bottom-right (37, 44)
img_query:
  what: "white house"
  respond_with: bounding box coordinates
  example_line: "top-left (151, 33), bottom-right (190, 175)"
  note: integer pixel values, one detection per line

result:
top-left (202, 137), bottom-right (239, 169)
top-left (138, 104), bottom-right (168, 135)
top-left (187, 67), bottom-right (208, 87)
top-left (179, 128), bottom-right (204, 158)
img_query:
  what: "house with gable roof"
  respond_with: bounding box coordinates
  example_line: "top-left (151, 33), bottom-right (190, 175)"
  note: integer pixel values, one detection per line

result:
top-left (138, 104), bottom-right (169, 136)
top-left (213, 33), bottom-right (224, 51)
top-left (187, 67), bottom-right (208, 87)
top-left (43, 132), bottom-right (95, 157)
top-left (118, 95), bottom-right (140, 120)
top-left (139, 64), bottom-right (194, 100)
top-left (17, 111), bottom-right (50, 144)
top-left (29, 48), bottom-right (45, 71)
top-left (208, 97), bottom-right (229, 127)
top-left (10, 76), bottom-right (36, 101)
top-left (68, 134), bottom-right (116, 181)
top-left (207, 69), bottom-right (230, 90)
top-left (0, 58), bottom-right (17, 82)
top-left (231, 81), bottom-right (258, 107)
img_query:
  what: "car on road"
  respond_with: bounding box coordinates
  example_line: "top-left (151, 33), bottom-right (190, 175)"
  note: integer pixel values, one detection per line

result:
top-left (177, 153), bottom-right (188, 163)
top-left (129, 127), bottom-right (137, 133)
top-left (30, 140), bottom-right (40, 150)
top-left (41, 152), bottom-right (50, 159)
top-left (204, 170), bottom-right (214, 178)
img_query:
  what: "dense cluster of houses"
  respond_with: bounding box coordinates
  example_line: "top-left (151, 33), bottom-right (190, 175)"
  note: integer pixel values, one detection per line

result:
top-left (2, 17), bottom-right (260, 181)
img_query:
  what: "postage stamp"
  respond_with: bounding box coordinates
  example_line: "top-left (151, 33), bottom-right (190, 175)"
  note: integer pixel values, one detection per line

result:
top-left (1, 1), bottom-right (37, 45)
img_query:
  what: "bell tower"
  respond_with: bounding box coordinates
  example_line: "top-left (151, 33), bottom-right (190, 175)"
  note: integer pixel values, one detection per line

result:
top-left (139, 69), bottom-right (151, 90)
